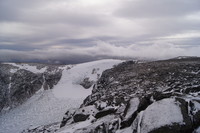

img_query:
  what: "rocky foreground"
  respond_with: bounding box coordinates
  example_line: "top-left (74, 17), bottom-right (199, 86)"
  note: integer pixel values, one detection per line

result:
top-left (22, 57), bottom-right (200, 133)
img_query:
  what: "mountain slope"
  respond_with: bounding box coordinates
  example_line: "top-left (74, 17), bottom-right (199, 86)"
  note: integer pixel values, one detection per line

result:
top-left (0, 59), bottom-right (123, 133)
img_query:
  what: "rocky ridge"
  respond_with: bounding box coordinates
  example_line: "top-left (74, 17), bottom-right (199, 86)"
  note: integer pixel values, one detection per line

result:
top-left (54, 57), bottom-right (200, 133)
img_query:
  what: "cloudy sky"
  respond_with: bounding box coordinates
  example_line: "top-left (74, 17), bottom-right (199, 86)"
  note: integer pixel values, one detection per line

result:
top-left (0, 0), bottom-right (200, 63)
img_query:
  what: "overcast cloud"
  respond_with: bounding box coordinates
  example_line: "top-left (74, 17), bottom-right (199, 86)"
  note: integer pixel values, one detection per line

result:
top-left (0, 0), bottom-right (200, 63)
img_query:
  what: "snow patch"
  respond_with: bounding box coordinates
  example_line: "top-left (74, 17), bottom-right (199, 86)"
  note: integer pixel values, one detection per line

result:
top-left (194, 126), bottom-right (200, 133)
top-left (10, 68), bottom-right (18, 73)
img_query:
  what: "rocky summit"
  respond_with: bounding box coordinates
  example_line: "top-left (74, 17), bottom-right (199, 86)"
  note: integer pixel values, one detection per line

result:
top-left (22, 57), bottom-right (200, 133)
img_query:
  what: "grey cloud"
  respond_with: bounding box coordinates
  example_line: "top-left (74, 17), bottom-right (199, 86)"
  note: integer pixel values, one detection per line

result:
top-left (116, 0), bottom-right (200, 18)
top-left (0, 0), bottom-right (109, 27)
top-left (1, 42), bottom-right (200, 64)
top-left (0, 0), bottom-right (46, 21)
top-left (0, 0), bottom-right (200, 63)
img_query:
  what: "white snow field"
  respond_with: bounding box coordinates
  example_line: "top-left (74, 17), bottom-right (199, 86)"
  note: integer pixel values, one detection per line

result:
top-left (0, 59), bottom-right (123, 133)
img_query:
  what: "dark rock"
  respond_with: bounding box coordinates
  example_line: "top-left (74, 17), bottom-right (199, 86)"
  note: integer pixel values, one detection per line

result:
top-left (94, 123), bottom-right (107, 133)
top-left (137, 95), bottom-right (152, 111)
top-left (43, 69), bottom-right (62, 89)
top-left (108, 119), bottom-right (120, 133)
top-left (60, 109), bottom-right (76, 128)
top-left (176, 98), bottom-right (193, 128)
top-left (152, 91), bottom-right (173, 101)
top-left (190, 100), bottom-right (200, 129)
top-left (80, 77), bottom-right (94, 89)
top-left (10, 70), bottom-right (43, 106)
top-left (184, 86), bottom-right (200, 94)
top-left (95, 108), bottom-right (116, 119)
top-left (73, 114), bottom-right (90, 123)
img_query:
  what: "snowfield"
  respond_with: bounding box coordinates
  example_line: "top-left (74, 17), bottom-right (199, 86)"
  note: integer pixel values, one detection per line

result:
top-left (0, 59), bottom-right (123, 133)
top-left (53, 59), bottom-right (123, 98)
top-left (0, 90), bottom-right (82, 133)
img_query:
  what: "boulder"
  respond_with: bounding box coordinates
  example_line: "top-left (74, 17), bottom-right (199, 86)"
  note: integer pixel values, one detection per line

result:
top-left (132, 98), bottom-right (193, 133)
top-left (95, 108), bottom-right (116, 119)
top-left (74, 114), bottom-right (90, 123)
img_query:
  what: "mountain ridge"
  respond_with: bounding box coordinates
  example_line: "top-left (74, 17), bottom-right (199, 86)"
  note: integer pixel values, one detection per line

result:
top-left (58, 57), bottom-right (200, 133)
top-left (0, 58), bottom-right (200, 133)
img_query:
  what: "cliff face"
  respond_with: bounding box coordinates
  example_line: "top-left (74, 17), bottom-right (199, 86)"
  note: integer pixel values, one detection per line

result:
top-left (56, 58), bottom-right (200, 133)
top-left (0, 63), bottom-right (62, 112)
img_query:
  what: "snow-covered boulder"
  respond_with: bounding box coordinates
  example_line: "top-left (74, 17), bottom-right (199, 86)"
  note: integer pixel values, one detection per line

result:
top-left (132, 98), bottom-right (193, 133)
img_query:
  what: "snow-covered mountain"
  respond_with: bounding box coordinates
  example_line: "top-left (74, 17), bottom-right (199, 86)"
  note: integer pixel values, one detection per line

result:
top-left (1, 58), bottom-right (200, 133)
top-left (0, 59), bottom-right (123, 133)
